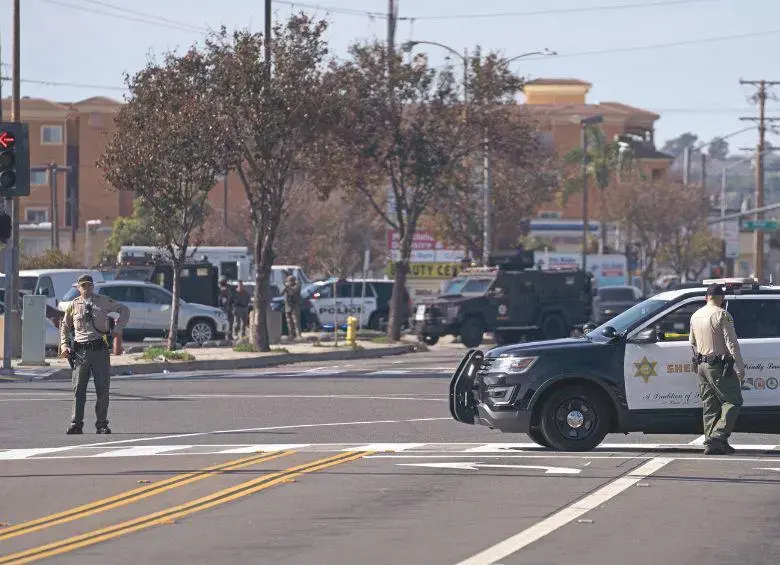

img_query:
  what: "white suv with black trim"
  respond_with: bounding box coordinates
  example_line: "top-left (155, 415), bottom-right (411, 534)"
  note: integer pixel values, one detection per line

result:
top-left (59, 280), bottom-right (229, 344)
top-left (450, 277), bottom-right (780, 451)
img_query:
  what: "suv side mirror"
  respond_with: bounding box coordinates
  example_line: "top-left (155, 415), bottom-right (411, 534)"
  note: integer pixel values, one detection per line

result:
top-left (629, 327), bottom-right (659, 344)
top-left (601, 326), bottom-right (619, 339)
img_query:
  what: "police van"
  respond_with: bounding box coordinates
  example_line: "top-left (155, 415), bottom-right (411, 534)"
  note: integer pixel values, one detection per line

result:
top-left (450, 277), bottom-right (780, 451)
top-left (304, 278), bottom-right (411, 331)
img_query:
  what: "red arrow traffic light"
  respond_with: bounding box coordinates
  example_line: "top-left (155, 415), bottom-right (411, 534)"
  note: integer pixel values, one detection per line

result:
top-left (0, 131), bottom-right (15, 149)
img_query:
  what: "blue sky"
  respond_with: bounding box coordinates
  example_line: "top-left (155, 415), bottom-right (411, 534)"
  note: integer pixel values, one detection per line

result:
top-left (1, 0), bottom-right (777, 153)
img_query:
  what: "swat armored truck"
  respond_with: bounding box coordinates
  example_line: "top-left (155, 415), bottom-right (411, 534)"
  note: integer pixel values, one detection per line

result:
top-left (415, 249), bottom-right (594, 348)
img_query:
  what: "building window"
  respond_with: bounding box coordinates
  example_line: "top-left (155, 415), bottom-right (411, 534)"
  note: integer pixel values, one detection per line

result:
top-left (25, 208), bottom-right (48, 223)
top-left (537, 211), bottom-right (562, 219)
top-left (31, 170), bottom-right (47, 186)
top-left (41, 125), bottom-right (63, 145)
top-left (651, 168), bottom-right (662, 180)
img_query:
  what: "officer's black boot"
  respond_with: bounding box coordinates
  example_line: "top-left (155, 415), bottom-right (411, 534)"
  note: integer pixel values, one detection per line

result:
top-left (66, 423), bottom-right (83, 435)
top-left (704, 438), bottom-right (729, 455)
top-left (96, 426), bottom-right (112, 434)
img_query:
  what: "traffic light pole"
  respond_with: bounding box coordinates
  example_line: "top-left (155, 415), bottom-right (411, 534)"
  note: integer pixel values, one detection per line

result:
top-left (2, 0), bottom-right (21, 370)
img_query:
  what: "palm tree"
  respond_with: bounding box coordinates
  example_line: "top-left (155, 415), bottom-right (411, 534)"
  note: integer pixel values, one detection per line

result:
top-left (560, 127), bottom-right (632, 253)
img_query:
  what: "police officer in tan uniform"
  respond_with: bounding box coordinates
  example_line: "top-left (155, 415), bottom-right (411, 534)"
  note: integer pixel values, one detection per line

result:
top-left (60, 274), bottom-right (130, 435)
top-left (689, 283), bottom-right (746, 455)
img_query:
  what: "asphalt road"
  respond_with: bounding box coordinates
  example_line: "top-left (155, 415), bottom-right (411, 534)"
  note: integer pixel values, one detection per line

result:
top-left (1, 343), bottom-right (780, 564)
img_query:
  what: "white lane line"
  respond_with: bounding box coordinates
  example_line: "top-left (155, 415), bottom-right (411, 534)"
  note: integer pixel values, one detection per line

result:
top-left (156, 394), bottom-right (447, 402)
top-left (454, 457), bottom-right (673, 565)
top-left (72, 417), bottom-right (452, 448)
top-left (0, 447), bottom-right (77, 460)
top-left (89, 445), bottom-right (194, 458)
top-left (342, 443), bottom-right (428, 452)
top-left (688, 435), bottom-right (707, 445)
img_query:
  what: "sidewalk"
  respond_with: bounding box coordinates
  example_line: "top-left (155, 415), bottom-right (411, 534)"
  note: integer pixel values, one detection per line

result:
top-left (1, 333), bottom-right (429, 381)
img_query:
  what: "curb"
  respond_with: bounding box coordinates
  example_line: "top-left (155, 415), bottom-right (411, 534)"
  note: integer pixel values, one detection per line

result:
top-left (36, 343), bottom-right (426, 381)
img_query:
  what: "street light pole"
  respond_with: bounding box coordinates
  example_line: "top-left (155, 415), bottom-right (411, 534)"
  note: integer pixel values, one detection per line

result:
top-left (401, 41), bottom-right (556, 265)
top-left (578, 115), bottom-right (603, 274)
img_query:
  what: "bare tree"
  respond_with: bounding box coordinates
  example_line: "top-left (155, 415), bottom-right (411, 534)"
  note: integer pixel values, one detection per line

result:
top-left (206, 14), bottom-right (335, 351)
top-left (98, 48), bottom-right (231, 349)
top-left (319, 42), bottom-right (503, 340)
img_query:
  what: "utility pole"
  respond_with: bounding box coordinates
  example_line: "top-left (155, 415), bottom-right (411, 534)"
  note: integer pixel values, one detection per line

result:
top-left (482, 129), bottom-right (492, 265)
top-left (387, 0), bottom-right (397, 56)
top-left (3, 0), bottom-right (21, 369)
top-left (31, 163), bottom-right (72, 251)
top-left (739, 79), bottom-right (780, 282)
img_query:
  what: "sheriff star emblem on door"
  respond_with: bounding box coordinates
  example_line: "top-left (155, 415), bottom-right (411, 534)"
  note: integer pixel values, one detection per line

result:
top-left (633, 356), bottom-right (657, 383)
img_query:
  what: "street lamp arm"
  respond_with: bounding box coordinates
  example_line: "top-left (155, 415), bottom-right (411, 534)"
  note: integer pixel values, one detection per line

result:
top-left (507, 48), bottom-right (557, 62)
top-left (401, 40), bottom-right (466, 63)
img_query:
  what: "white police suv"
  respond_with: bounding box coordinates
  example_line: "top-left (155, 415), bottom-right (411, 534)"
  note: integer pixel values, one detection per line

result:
top-left (450, 278), bottom-right (780, 451)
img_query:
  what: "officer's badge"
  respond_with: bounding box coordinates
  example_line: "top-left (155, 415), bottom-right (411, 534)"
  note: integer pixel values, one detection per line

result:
top-left (633, 356), bottom-right (657, 383)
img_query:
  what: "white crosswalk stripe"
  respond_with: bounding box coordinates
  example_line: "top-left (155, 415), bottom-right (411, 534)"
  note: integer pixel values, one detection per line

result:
top-left (0, 442), bottom-right (779, 461)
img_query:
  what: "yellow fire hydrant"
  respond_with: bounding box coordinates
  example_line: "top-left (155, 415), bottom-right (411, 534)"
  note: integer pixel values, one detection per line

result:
top-left (346, 316), bottom-right (358, 346)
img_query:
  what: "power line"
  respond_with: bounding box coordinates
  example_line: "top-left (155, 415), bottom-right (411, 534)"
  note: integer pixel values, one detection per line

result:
top-left (37, 0), bottom-right (208, 33)
top-left (1, 75), bottom-right (126, 91)
top-left (74, 0), bottom-right (209, 30)
top-left (275, 0), bottom-right (731, 21)
top-left (406, 0), bottom-right (727, 21)
top-left (512, 29), bottom-right (780, 60)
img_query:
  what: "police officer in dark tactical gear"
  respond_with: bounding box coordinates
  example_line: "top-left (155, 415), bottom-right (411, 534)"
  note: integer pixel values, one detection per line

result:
top-left (689, 283), bottom-right (746, 455)
top-left (60, 274), bottom-right (130, 435)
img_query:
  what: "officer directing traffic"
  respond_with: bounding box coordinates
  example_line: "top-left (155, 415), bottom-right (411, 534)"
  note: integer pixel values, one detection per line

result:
top-left (689, 283), bottom-right (745, 455)
top-left (60, 274), bottom-right (130, 435)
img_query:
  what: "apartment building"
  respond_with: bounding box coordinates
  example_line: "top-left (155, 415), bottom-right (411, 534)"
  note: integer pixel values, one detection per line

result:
top-left (0, 95), bottom-right (125, 263)
top-left (520, 78), bottom-right (673, 252)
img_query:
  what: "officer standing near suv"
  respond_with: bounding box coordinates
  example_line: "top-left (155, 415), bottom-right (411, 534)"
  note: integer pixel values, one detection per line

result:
top-left (689, 283), bottom-right (746, 455)
top-left (60, 274), bottom-right (130, 435)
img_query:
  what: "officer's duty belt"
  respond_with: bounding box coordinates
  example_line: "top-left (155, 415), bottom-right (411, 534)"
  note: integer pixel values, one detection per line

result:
top-left (695, 353), bottom-right (733, 364)
top-left (74, 338), bottom-right (107, 351)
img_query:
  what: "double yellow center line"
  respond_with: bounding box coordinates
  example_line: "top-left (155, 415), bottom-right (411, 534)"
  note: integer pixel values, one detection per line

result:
top-left (1, 450), bottom-right (370, 564)
top-left (0, 450), bottom-right (291, 542)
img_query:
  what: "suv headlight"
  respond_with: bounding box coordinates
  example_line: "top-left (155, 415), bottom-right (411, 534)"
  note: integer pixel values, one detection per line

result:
top-left (492, 356), bottom-right (539, 374)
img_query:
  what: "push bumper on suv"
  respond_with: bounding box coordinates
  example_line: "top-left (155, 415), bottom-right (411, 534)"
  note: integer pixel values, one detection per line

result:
top-left (449, 349), bottom-right (531, 433)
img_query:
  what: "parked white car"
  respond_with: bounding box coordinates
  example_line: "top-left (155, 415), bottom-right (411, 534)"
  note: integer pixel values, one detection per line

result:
top-left (58, 281), bottom-right (229, 344)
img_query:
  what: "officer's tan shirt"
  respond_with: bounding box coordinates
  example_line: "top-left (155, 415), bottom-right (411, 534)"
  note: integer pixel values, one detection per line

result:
top-left (60, 294), bottom-right (130, 349)
top-left (689, 303), bottom-right (745, 375)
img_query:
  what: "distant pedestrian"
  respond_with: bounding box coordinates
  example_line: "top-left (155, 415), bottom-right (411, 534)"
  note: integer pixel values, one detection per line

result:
top-left (689, 283), bottom-right (746, 455)
top-left (60, 274), bottom-right (130, 435)
top-left (218, 276), bottom-right (235, 337)
top-left (233, 281), bottom-right (251, 339)
top-left (283, 274), bottom-right (302, 339)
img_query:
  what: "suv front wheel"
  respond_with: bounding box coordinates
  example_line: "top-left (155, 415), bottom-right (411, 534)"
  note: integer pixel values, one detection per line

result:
top-left (187, 318), bottom-right (216, 344)
top-left (538, 385), bottom-right (610, 451)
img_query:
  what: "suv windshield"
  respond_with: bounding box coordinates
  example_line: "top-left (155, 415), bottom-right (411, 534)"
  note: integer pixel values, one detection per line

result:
top-left (599, 287), bottom-right (636, 302)
top-left (443, 277), bottom-right (494, 296)
top-left (588, 298), bottom-right (670, 338)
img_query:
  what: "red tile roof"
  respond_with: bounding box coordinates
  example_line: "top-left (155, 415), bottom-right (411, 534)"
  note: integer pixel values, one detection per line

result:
top-left (523, 78), bottom-right (592, 87)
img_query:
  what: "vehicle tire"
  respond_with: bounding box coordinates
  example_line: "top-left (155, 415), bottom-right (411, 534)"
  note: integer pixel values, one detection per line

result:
top-left (541, 314), bottom-right (568, 340)
top-left (421, 334), bottom-right (439, 346)
top-left (460, 317), bottom-right (484, 348)
top-left (538, 385), bottom-right (610, 452)
top-left (187, 318), bottom-right (216, 344)
top-left (527, 428), bottom-right (551, 448)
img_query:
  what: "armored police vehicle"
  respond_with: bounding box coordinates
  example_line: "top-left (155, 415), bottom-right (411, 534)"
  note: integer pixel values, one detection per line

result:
top-left (415, 250), bottom-right (593, 348)
top-left (450, 277), bottom-right (780, 451)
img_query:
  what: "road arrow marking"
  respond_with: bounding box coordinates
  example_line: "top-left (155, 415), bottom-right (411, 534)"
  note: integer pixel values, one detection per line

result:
top-left (396, 461), bottom-right (581, 474)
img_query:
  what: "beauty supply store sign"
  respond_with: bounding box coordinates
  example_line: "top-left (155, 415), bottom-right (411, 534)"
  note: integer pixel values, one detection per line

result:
top-left (386, 230), bottom-right (465, 264)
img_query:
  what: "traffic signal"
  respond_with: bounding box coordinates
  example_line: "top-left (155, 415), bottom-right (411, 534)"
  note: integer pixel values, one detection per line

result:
top-left (0, 122), bottom-right (30, 198)
top-left (0, 211), bottom-right (11, 243)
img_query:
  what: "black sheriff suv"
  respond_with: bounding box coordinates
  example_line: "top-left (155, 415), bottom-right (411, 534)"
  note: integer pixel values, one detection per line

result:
top-left (415, 250), bottom-right (594, 347)
top-left (450, 277), bottom-right (780, 451)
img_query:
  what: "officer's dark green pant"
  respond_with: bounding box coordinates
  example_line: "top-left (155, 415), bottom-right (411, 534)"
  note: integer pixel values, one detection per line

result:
top-left (697, 360), bottom-right (743, 442)
top-left (71, 342), bottom-right (111, 429)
